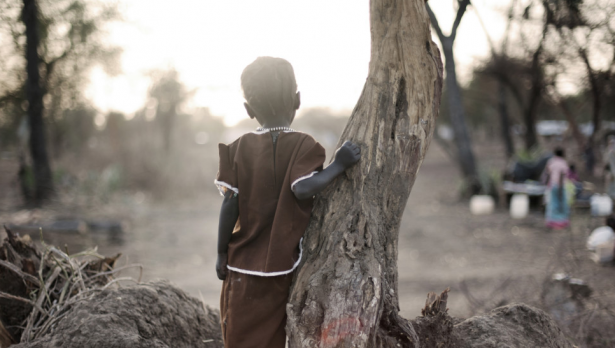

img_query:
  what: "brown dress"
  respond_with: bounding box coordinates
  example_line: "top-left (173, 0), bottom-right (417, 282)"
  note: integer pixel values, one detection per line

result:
top-left (215, 130), bottom-right (325, 348)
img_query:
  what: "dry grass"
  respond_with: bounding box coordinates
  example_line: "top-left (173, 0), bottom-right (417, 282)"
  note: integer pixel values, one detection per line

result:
top-left (0, 226), bottom-right (142, 345)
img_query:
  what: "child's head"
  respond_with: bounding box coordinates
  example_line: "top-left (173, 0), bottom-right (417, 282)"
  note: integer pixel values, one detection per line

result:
top-left (241, 57), bottom-right (300, 127)
top-left (554, 147), bottom-right (565, 158)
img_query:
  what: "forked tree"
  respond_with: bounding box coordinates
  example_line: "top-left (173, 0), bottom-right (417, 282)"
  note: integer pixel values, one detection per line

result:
top-left (286, 0), bottom-right (443, 347)
top-left (426, 0), bottom-right (479, 192)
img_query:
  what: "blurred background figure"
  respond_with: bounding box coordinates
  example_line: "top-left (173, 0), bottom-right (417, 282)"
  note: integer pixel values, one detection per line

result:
top-left (543, 148), bottom-right (570, 229)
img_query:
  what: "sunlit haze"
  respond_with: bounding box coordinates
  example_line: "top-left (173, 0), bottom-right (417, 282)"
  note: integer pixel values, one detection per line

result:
top-left (86, 0), bottom-right (508, 125)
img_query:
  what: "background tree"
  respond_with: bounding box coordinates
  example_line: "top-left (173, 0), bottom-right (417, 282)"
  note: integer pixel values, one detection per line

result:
top-left (426, 0), bottom-right (480, 194)
top-left (477, 0), bottom-right (558, 152)
top-left (286, 0), bottom-right (443, 347)
top-left (552, 0), bottom-right (615, 168)
top-left (473, 0), bottom-right (517, 158)
top-left (0, 0), bottom-right (121, 203)
top-left (148, 69), bottom-right (191, 155)
top-left (21, 0), bottom-right (53, 203)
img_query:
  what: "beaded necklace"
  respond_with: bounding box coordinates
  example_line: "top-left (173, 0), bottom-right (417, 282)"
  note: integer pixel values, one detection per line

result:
top-left (255, 126), bottom-right (295, 132)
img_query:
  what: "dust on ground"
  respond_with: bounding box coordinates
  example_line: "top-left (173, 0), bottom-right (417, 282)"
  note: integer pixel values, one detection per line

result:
top-left (1, 142), bottom-right (614, 321)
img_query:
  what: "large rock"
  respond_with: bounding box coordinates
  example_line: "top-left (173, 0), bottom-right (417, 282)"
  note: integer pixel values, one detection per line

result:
top-left (13, 281), bottom-right (223, 348)
top-left (454, 304), bottom-right (574, 348)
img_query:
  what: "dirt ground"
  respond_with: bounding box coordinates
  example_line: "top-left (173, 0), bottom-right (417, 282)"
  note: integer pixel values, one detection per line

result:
top-left (1, 141), bottom-right (614, 325)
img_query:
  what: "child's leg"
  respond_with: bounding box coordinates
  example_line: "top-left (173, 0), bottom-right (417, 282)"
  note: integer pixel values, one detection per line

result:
top-left (220, 274), bottom-right (232, 343)
top-left (221, 270), bottom-right (293, 348)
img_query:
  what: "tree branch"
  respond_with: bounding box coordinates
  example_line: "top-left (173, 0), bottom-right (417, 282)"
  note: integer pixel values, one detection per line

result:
top-left (501, 0), bottom-right (518, 54)
top-left (41, 33), bottom-right (75, 94)
top-left (450, 0), bottom-right (471, 41)
top-left (426, 3), bottom-right (446, 42)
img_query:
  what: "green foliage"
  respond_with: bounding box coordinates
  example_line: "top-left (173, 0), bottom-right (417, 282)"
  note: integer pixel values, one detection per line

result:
top-left (21, 163), bottom-right (35, 195)
top-left (477, 168), bottom-right (502, 198)
top-left (514, 146), bottom-right (545, 162)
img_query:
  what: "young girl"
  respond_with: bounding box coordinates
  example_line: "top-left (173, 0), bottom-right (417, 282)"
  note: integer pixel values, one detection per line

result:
top-left (214, 57), bottom-right (360, 348)
top-left (544, 147), bottom-right (570, 229)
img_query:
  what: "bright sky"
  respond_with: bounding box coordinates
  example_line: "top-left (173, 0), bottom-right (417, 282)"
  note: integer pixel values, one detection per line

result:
top-left (86, 0), bottom-right (509, 126)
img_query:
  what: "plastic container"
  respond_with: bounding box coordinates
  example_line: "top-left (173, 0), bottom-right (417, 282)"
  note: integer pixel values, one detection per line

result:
top-left (587, 226), bottom-right (615, 264)
top-left (590, 194), bottom-right (613, 216)
top-left (587, 226), bottom-right (615, 250)
top-left (510, 194), bottom-right (529, 219)
top-left (470, 195), bottom-right (495, 215)
top-left (590, 241), bottom-right (615, 264)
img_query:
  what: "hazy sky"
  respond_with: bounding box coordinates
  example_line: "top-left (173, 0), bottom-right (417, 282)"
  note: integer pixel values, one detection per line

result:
top-left (86, 0), bottom-right (509, 125)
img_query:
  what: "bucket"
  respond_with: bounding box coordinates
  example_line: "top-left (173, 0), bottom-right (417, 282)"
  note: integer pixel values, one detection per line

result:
top-left (510, 194), bottom-right (529, 219)
top-left (590, 240), bottom-right (615, 264)
top-left (470, 195), bottom-right (495, 215)
top-left (590, 194), bottom-right (613, 216)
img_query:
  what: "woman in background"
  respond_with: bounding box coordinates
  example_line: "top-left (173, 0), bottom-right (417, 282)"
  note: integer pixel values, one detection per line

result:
top-left (544, 147), bottom-right (570, 229)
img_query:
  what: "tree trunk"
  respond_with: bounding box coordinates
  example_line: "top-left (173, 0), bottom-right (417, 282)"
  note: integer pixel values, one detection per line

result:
top-left (522, 26), bottom-right (548, 152)
top-left (22, 0), bottom-right (53, 204)
top-left (425, 0), bottom-right (479, 194)
top-left (498, 81), bottom-right (515, 158)
top-left (442, 43), bottom-right (479, 189)
top-left (286, 1), bottom-right (443, 347)
top-left (580, 51), bottom-right (602, 170)
top-left (557, 99), bottom-right (586, 151)
top-left (524, 66), bottom-right (541, 151)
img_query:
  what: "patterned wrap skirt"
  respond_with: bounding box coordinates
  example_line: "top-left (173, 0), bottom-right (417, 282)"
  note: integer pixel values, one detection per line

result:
top-left (545, 185), bottom-right (570, 229)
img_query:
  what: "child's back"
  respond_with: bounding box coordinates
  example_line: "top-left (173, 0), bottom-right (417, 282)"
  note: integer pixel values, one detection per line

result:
top-left (216, 130), bottom-right (324, 275)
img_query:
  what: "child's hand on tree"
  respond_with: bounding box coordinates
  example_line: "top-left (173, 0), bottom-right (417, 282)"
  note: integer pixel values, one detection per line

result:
top-left (216, 253), bottom-right (228, 280)
top-left (334, 141), bottom-right (361, 169)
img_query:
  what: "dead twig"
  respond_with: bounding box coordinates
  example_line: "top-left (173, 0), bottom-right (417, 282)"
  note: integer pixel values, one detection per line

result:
top-left (0, 259), bottom-right (41, 286)
top-left (0, 291), bottom-right (47, 316)
top-left (87, 263), bottom-right (143, 283)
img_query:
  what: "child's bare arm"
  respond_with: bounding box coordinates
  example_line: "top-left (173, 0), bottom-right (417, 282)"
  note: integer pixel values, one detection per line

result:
top-left (216, 189), bottom-right (239, 280)
top-left (293, 141), bottom-right (361, 200)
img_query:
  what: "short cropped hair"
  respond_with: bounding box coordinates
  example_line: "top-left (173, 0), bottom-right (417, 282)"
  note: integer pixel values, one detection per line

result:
top-left (554, 147), bottom-right (565, 158)
top-left (241, 57), bottom-right (297, 119)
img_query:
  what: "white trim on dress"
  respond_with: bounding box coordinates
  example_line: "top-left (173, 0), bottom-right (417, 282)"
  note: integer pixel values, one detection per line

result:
top-left (214, 180), bottom-right (239, 196)
top-left (290, 171), bottom-right (319, 192)
top-left (226, 238), bottom-right (304, 277)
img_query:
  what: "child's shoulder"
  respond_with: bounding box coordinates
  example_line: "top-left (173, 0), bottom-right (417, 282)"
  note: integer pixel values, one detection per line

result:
top-left (219, 131), bottom-right (321, 159)
top-left (228, 130), bottom-right (317, 144)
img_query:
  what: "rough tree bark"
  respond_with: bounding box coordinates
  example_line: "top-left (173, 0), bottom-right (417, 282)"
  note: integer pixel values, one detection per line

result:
top-left (22, 0), bottom-right (54, 204)
top-left (426, 0), bottom-right (479, 192)
top-left (286, 1), bottom-right (443, 347)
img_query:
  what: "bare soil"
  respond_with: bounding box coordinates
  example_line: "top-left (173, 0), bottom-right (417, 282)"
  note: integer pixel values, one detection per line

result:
top-left (1, 142), bottom-right (614, 326)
